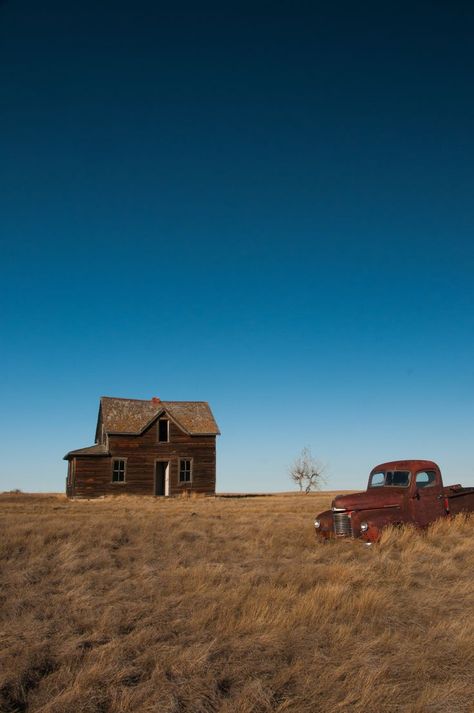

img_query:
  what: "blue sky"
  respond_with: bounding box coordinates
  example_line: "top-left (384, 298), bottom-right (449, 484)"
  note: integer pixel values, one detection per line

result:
top-left (1, 1), bottom-right (473, 492)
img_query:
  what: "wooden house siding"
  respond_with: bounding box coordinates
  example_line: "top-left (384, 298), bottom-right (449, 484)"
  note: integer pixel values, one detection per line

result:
top-left (68, 457), bottom-right (111, 498)
top-left (107, 420), bottom-right (216, 496)
top-left (67, 412), bottom-right (217, 498)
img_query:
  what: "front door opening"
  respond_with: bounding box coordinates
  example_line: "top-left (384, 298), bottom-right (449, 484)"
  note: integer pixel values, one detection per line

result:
top-left (155, 461), bottom-right (170, 496)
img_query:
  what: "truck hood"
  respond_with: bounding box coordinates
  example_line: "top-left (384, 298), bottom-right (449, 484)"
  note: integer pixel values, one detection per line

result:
top-left (332, 490), bottom-right (403, 512)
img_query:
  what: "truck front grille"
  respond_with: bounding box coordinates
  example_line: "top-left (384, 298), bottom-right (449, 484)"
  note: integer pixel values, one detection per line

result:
top-left (333, 511), bottom-right (352, 537)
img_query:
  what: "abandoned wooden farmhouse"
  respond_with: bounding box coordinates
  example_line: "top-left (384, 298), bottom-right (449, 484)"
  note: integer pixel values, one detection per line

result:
top-left (64, 396), bottom-right (220, 498)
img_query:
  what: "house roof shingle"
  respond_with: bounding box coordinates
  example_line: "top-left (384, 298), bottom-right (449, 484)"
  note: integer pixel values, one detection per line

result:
top-left (64, 444), bottom-right (110, 459)
top-left (100, 397), bottom-right (220, 436)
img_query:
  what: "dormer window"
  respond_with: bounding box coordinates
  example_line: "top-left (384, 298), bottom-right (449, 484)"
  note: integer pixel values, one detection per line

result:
top-left (158, 419), bottom-right (169, 443)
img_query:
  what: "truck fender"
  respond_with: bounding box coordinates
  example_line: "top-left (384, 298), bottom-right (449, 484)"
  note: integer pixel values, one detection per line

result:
top-left (351, 508), bottom-right (406, 542)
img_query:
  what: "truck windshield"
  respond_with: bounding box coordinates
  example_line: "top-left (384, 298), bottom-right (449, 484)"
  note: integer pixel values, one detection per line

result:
top-left (369, 471), bottom-right (411, 487)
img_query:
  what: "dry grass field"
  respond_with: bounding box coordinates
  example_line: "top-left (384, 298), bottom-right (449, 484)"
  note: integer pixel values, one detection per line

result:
top-left (1, 492), bottom-right (473, 713)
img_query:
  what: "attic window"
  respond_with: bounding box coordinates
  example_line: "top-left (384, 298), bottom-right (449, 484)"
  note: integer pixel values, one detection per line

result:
top-left (112, 459), bottom-right (126, 483)
top-left (158, 419), bottom-right (169, 443)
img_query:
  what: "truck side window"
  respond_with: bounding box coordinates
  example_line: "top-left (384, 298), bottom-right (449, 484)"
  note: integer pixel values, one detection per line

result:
top-left (370, 472), bottom-right (385, 487)
top-left (416, 470), bottom-right (436, 488)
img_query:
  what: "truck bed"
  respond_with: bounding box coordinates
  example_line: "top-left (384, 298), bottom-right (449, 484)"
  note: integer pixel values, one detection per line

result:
top-left (443, 484), bottom-right (474, 516)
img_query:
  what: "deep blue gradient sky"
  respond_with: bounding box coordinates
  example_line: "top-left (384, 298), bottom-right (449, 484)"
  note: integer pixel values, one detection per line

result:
top-left (1, 1), bottom-right (474, 491)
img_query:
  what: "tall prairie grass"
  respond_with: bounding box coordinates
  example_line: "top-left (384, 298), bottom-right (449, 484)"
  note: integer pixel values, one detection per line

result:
top-left (0, 492), bottom-right (473, 713)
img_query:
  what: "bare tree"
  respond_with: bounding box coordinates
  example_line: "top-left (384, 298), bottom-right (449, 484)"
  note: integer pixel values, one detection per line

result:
top-left (289, 447), bottom-right (326, 493)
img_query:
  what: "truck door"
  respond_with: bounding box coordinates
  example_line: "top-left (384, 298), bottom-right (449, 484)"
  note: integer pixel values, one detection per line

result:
top-left (411, 469), bottom-right (445, 527)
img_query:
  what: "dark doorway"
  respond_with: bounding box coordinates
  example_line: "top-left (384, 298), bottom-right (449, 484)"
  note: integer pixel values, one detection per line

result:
top-left (155, 461), bottom-right (169, 496)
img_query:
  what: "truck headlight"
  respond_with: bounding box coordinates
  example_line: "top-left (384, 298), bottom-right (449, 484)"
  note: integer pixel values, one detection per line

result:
top-left (314, 518), bottom-right (321, 529)
top-left (360, 521), bottom-right (369, 532)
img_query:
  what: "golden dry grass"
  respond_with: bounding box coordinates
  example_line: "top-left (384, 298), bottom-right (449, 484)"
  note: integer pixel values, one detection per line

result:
top-left (0, 492), bottom-right (473, 713)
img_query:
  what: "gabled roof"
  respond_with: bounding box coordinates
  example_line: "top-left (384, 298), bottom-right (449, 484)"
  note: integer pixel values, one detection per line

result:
top-left (99, 397), bottom-right (220, 436)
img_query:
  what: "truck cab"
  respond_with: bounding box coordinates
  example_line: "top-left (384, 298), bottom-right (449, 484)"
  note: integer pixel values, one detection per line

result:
top-left (314, 459), bottom-right (474, 543)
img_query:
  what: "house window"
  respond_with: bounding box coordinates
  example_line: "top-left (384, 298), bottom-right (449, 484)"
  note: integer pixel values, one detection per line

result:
top-left (179, 459), bottom-right (192, 483)
top-left (112, 459), bottom-right (126, 483)
top-left (158, 419), bottom-right (169, 443)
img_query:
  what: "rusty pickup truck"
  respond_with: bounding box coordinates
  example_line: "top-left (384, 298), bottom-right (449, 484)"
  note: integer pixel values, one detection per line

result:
top-left (314, 459), bottom-right (474, 544)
